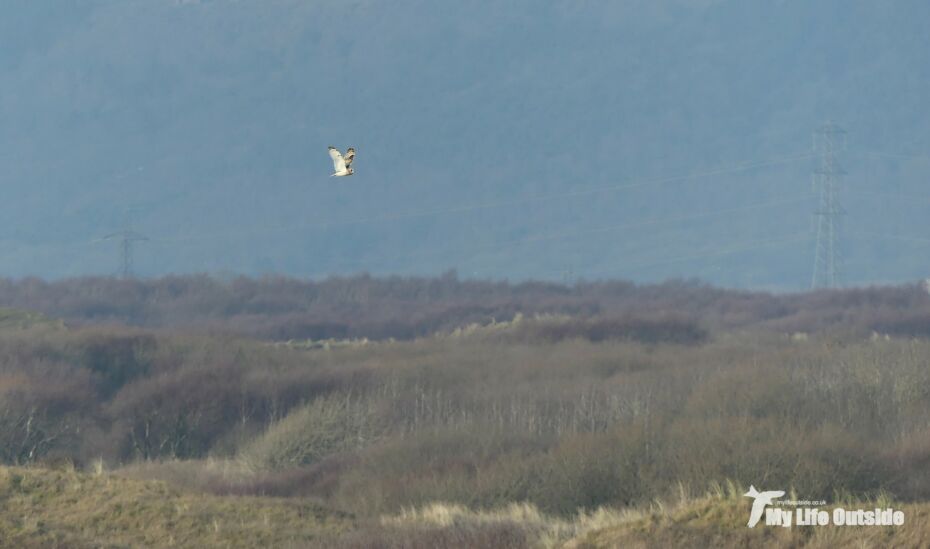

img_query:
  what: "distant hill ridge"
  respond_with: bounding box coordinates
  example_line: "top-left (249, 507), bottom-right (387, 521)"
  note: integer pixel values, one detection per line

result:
top-left (2, 1), bottom-right (929, 285)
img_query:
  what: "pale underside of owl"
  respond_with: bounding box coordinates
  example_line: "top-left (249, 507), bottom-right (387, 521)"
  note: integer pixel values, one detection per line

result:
top-left (328, 146), bottom-right (356, 176)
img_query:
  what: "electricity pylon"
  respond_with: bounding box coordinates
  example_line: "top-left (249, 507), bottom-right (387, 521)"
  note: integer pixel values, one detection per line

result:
top-left (811, 121), bottom-right (846, 289)
top-left (102, 227), bottom-right (148, 279)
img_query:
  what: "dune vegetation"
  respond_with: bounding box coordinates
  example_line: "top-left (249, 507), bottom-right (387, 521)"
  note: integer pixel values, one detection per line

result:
top-left (2, 275), bottom-right (930, 546)
top-left (0, 465), bottom-right (350, 548)
top-left (3, 468), bottom-right (928, 548)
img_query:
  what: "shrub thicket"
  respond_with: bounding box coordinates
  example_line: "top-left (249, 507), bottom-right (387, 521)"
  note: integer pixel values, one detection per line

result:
top-left (1, 274), bottom-right (929, 340)
top-left (2, 275), bottom-right (930, 520)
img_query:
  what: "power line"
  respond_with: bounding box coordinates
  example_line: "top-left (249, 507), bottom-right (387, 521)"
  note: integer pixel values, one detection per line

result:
top-left (2, 148), bottom-right (822, 282)
top-left (2, 151), bottom-right (816, 262)
top-left (845, 188), bottom-right (930, 202)
top-left (565, 233), bottom-right (813, 279)
top-left (305, 195), bottom-right (812, 275)
top-left (849, 230), bottom-right (930, 247)
top-left (862, 150), bottom-right (930, 162)
top-left (148, 150), bottom-right (817, 245)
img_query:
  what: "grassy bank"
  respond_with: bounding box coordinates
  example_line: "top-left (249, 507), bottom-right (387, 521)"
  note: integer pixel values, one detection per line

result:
top-left (4, 468), bottom-right (926, 548)
top-left (0, 466), bottom-right (351, 548)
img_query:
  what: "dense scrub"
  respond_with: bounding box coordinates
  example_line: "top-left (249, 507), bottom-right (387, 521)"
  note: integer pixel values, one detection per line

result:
top-left (2, 314), bottom-right (930, 519)
top-left (3, 276), bottom-right (930, 538)
top-left (1, 274), bottom-right (929, 340)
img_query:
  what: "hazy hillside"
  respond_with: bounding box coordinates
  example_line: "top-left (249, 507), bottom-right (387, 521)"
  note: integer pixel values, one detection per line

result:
top-left (2, 1), bottom-right (930, 287)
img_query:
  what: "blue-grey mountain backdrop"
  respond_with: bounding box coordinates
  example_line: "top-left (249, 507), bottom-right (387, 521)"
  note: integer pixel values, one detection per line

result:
top-left (2, 0), bottom-right (929, 289)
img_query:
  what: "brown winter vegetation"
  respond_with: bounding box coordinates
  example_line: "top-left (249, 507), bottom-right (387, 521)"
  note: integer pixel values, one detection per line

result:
top-left (3, 469), bottom-right (928, 548)
top-left (0, 465), bottom-right (351, 548)
top-left (2, 273), bottom-right (930, 340)
top-left (2, 274), bottom-right (930, 546)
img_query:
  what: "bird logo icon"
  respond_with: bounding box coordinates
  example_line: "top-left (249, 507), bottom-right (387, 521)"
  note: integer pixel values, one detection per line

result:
top-left (744, 485), bottom-right (785, 528)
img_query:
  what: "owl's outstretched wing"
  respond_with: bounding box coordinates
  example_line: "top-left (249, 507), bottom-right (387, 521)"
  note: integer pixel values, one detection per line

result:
top-left (328, 146), bottom-right (346, 172)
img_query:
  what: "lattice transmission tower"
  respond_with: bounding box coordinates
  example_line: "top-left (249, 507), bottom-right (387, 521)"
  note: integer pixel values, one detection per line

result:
top-left (102, 224), bottom-right (148, 279)
top-left (811, 121), bottom-right (846, 289)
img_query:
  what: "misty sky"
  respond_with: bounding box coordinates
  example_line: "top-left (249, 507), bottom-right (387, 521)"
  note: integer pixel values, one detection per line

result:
top-left (2, 0), bottom-right (929, 289)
